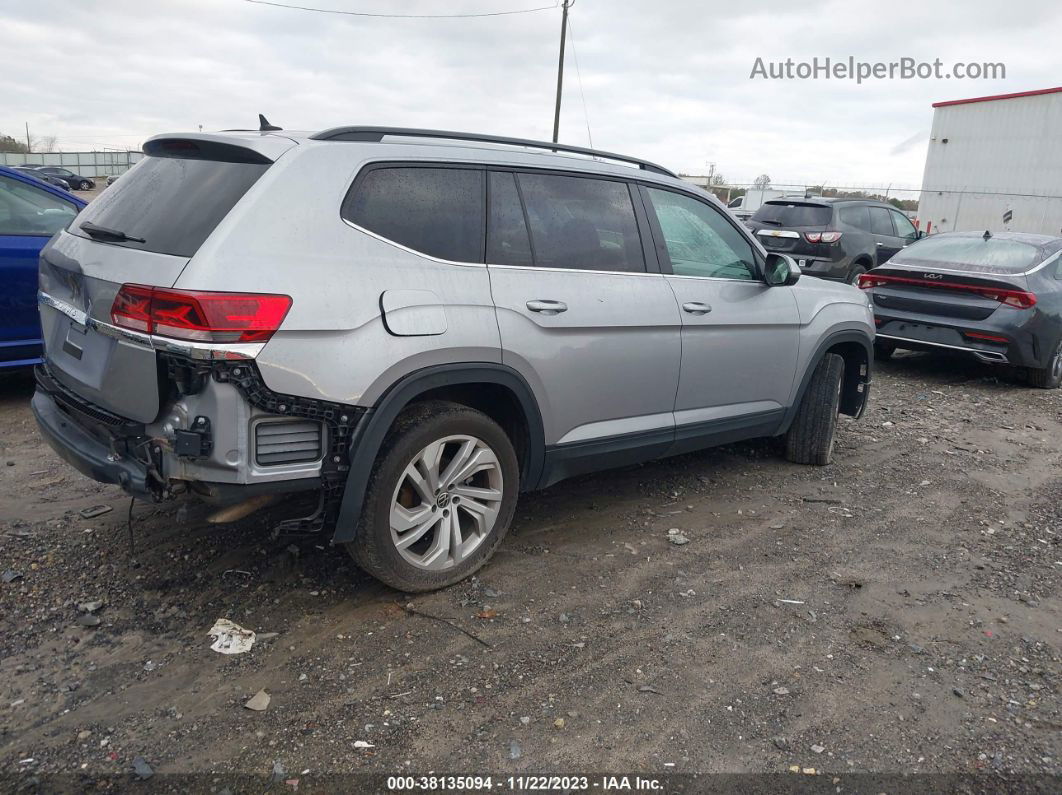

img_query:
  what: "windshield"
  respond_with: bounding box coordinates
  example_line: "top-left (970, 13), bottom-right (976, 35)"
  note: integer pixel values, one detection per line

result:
top-left (751, 201), bottom-right (831, 227)
top-left (68, 155), bottom-right (269, 257)
top-left (900, 235), bottom-right (1040, 273)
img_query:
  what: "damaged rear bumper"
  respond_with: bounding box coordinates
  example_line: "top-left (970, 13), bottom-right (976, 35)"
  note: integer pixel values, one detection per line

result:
top-left (32, 388), bottom-right (154, 500)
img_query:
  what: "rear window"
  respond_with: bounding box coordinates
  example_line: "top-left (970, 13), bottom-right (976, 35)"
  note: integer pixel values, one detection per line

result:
top-left (343, 166), bottom-right (485, 263)
top-left (751, 201), bottom-right (831, 227)
top-left (902, 235), bottom-right (1040, 273)
top-left (69, 155), bottom-right (269, 257)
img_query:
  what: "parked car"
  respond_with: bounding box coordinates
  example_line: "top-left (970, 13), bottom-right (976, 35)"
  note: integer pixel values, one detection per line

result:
top-left (747, 197), bottom-right (920, 284)
top-left (10, 166), bottom-right (71, 191)
top-left (0, 166), bottom-right (86, 369)
top-left (726, 188), bottom-right (787, 220)
top-left (31, 166), bottom-right (95, 191)
top-left (32, 127), bottom-right (873, 591)
top-left (106, 173), bottom-right (121, 186)
top-left (858, 230), bottom-right (1062, 387)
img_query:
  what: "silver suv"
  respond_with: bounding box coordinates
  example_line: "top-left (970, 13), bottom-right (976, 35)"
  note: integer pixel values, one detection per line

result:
top-left (32, 125), bottom-right (874, 591)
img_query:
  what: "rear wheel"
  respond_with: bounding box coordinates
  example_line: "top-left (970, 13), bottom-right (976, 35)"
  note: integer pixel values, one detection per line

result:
top-left (785, 353), bottom-right (845, 466)
top-left (873, 340), bottom-right (896, 360)
top-left (1028, 340), bottom-right (1062, 389)
top-left (846, 263), bottom-right (868, 285)
top-left (347, 401), bottom-right (519, 592)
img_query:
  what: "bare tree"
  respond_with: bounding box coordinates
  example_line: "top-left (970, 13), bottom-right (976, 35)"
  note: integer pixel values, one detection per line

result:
top-left (753, 174), bottom-right (772, 190)
top-left (30, 134), bottom-right (58, 152)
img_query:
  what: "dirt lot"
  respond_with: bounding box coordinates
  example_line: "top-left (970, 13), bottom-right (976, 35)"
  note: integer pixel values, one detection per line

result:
top-left (1, 352), bottom-right (1060, 790)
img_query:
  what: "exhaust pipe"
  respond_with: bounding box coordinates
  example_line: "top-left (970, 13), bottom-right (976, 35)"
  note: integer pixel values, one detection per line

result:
top-left (206, 494), bottom-right (277, 524)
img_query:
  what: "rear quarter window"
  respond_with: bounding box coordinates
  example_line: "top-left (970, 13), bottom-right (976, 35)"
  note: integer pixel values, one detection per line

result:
top-left (69, 155), bottom-right (269, 257)
top-left (342, 166), bottom-right (485, 263)
top-left (751, 202), bottom-right (831, 227)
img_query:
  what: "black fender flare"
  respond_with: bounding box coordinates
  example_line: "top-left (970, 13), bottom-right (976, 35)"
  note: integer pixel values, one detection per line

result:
top-left (779, 330), bottom-right (873, 434)
top-left (332, 363), bottom-right (545, 544)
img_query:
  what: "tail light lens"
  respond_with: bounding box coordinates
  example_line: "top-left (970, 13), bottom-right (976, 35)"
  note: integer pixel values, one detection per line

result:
top-left (111, 285), bottom-right (292, 343)
top-left (855, 273), bottom-right (1036, 308)
top-left (805, 231), bottom-right (842, 244)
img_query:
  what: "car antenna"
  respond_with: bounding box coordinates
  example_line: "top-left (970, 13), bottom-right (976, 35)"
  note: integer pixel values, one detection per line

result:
top-left (258, 114), bottom-right (282, 132)
top-left (983, 229), bottom-right (992, 241)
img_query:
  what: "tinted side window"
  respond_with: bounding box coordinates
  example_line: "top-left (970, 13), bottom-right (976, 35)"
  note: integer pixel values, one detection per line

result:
top-left (344, 167), bottom-right (485, 263)
top-left (868, 206), bottom-right (895, 236)
top-left (891, 210), bottom-right (918, 241)
top-left (838, 205), bottom-right (870, 231)
top-left (517, 173), bottom-right (645, 273)
top-left (646, 187), bottom-right (756, 280)
top-left (0, 174), bottom-right (78, 236)
top-left (486, 171), bottom-right (532, 266)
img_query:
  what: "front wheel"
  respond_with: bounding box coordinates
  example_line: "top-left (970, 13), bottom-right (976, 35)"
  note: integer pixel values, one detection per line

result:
top-left (78, 180), bottom-right (92, 190)
top-left (1028, 340), bottom-right (1062, 389)
top-left (785, 353), bottom-right (845, 466)
top-left (347, 401), bottom-right (519, 592)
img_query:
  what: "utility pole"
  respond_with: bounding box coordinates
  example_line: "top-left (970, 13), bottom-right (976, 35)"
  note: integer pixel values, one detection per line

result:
top-left (551, 0), bottom-right (573, 144)
top-left (25, 122), bottom-right (31, 153)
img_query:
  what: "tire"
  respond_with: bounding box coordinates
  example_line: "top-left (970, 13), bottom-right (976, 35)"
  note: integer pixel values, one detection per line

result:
top-left (785, 353), bottom-right (845, 466)
top-left (873, 340), bottom-right (896, 360)
top-left (346, 400), bottom-right (519, 592)
top-left (1028, 339), bottom-right (1062, 389)
top-left (78, 180), bottom-right (91, 191)
top-left (846, 263), bottom-right (868, 285)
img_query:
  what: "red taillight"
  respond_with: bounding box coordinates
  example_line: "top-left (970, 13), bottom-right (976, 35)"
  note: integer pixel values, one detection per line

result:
top-left (110, 285), bottom-right (292, 343)
top-left (805, 232), bottom-right (821, 243)
top-left (855, 273), bottom-right (1036, 308)
top-left (964, 331), bottom-right (1009, 343)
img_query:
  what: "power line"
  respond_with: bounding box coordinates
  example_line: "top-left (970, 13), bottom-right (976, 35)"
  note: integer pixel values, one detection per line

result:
top-left (565, 12), bottom-right (592, 149)
top-left (243, 0), bottom-right (558, 18)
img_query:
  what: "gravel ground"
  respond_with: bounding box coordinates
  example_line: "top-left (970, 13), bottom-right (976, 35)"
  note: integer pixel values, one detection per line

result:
top-left (0, 351), bottom-right (1059, 791)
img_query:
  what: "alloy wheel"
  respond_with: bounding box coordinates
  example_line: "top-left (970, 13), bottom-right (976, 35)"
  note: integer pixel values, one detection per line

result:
top-left (389, 434), bottom-right (504, 571)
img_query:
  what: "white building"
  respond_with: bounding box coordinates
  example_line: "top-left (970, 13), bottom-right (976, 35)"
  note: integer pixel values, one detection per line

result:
top-left (918, 86), bottom-right (1062, 236)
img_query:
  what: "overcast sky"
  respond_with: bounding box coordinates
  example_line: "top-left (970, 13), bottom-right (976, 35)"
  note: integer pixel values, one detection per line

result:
top-left (2, 0), bottom-right (1059, 192)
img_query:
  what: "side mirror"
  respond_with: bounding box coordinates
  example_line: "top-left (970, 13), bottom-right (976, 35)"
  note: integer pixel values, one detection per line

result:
top-left (765, 253), bottom-right (800, 286)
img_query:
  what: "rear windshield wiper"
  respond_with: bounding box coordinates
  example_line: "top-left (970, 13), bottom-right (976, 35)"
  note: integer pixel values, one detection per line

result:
top-left (80, 221), bottom-right (146, 244)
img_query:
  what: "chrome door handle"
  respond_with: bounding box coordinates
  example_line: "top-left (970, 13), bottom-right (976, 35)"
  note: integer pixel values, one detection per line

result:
top-left (526, 299), bottom-right (568, 315)
top-left (876, 241), bottom-right (884, 246)
top-left (682, 301), bottom-right (712, 315)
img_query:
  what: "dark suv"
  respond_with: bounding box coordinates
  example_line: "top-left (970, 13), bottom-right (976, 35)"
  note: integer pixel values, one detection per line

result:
top-left (747, 197), bottom-right (920, 284)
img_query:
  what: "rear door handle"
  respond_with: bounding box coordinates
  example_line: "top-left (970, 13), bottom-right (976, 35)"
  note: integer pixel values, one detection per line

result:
top-left (682, 301), bottom-right (712, 315)
top-left (526, 299), bottom-right (568, 315)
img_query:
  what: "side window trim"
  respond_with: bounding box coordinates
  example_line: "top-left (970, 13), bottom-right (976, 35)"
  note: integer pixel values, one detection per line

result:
top-left (638, 183), bottom-right (764, 280)
top-left (509, 169), bottom-right (538, 265)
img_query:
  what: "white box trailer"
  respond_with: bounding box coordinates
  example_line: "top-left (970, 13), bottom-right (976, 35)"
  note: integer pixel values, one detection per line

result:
top-left (918, 87), bottom-right (1062, 236)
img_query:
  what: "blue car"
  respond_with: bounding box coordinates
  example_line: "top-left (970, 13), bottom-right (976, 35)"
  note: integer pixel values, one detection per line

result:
top-left (0, 166), bottom-right (86, 369)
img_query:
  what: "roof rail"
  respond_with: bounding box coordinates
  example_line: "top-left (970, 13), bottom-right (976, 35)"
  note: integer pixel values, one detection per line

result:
top-left (309, 126), bottom-right (677, 178)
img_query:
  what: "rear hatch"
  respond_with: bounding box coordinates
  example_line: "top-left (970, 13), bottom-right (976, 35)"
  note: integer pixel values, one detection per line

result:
top-left (862, 235), bottom-right (1039, 322)
top-left (38, 136), bottom-right (283, 423)
top-left (746, 200), bottom-right (831, 257)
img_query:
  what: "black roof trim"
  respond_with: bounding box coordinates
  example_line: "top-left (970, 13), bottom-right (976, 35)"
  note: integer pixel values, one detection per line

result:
top-left (309, 126), bottom-right (677, 178)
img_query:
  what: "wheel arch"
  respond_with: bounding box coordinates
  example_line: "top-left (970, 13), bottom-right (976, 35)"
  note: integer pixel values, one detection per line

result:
top-left (780, 330), bottom-right (872, 434)
top-left (333, 363), bottom-right (545, 544)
